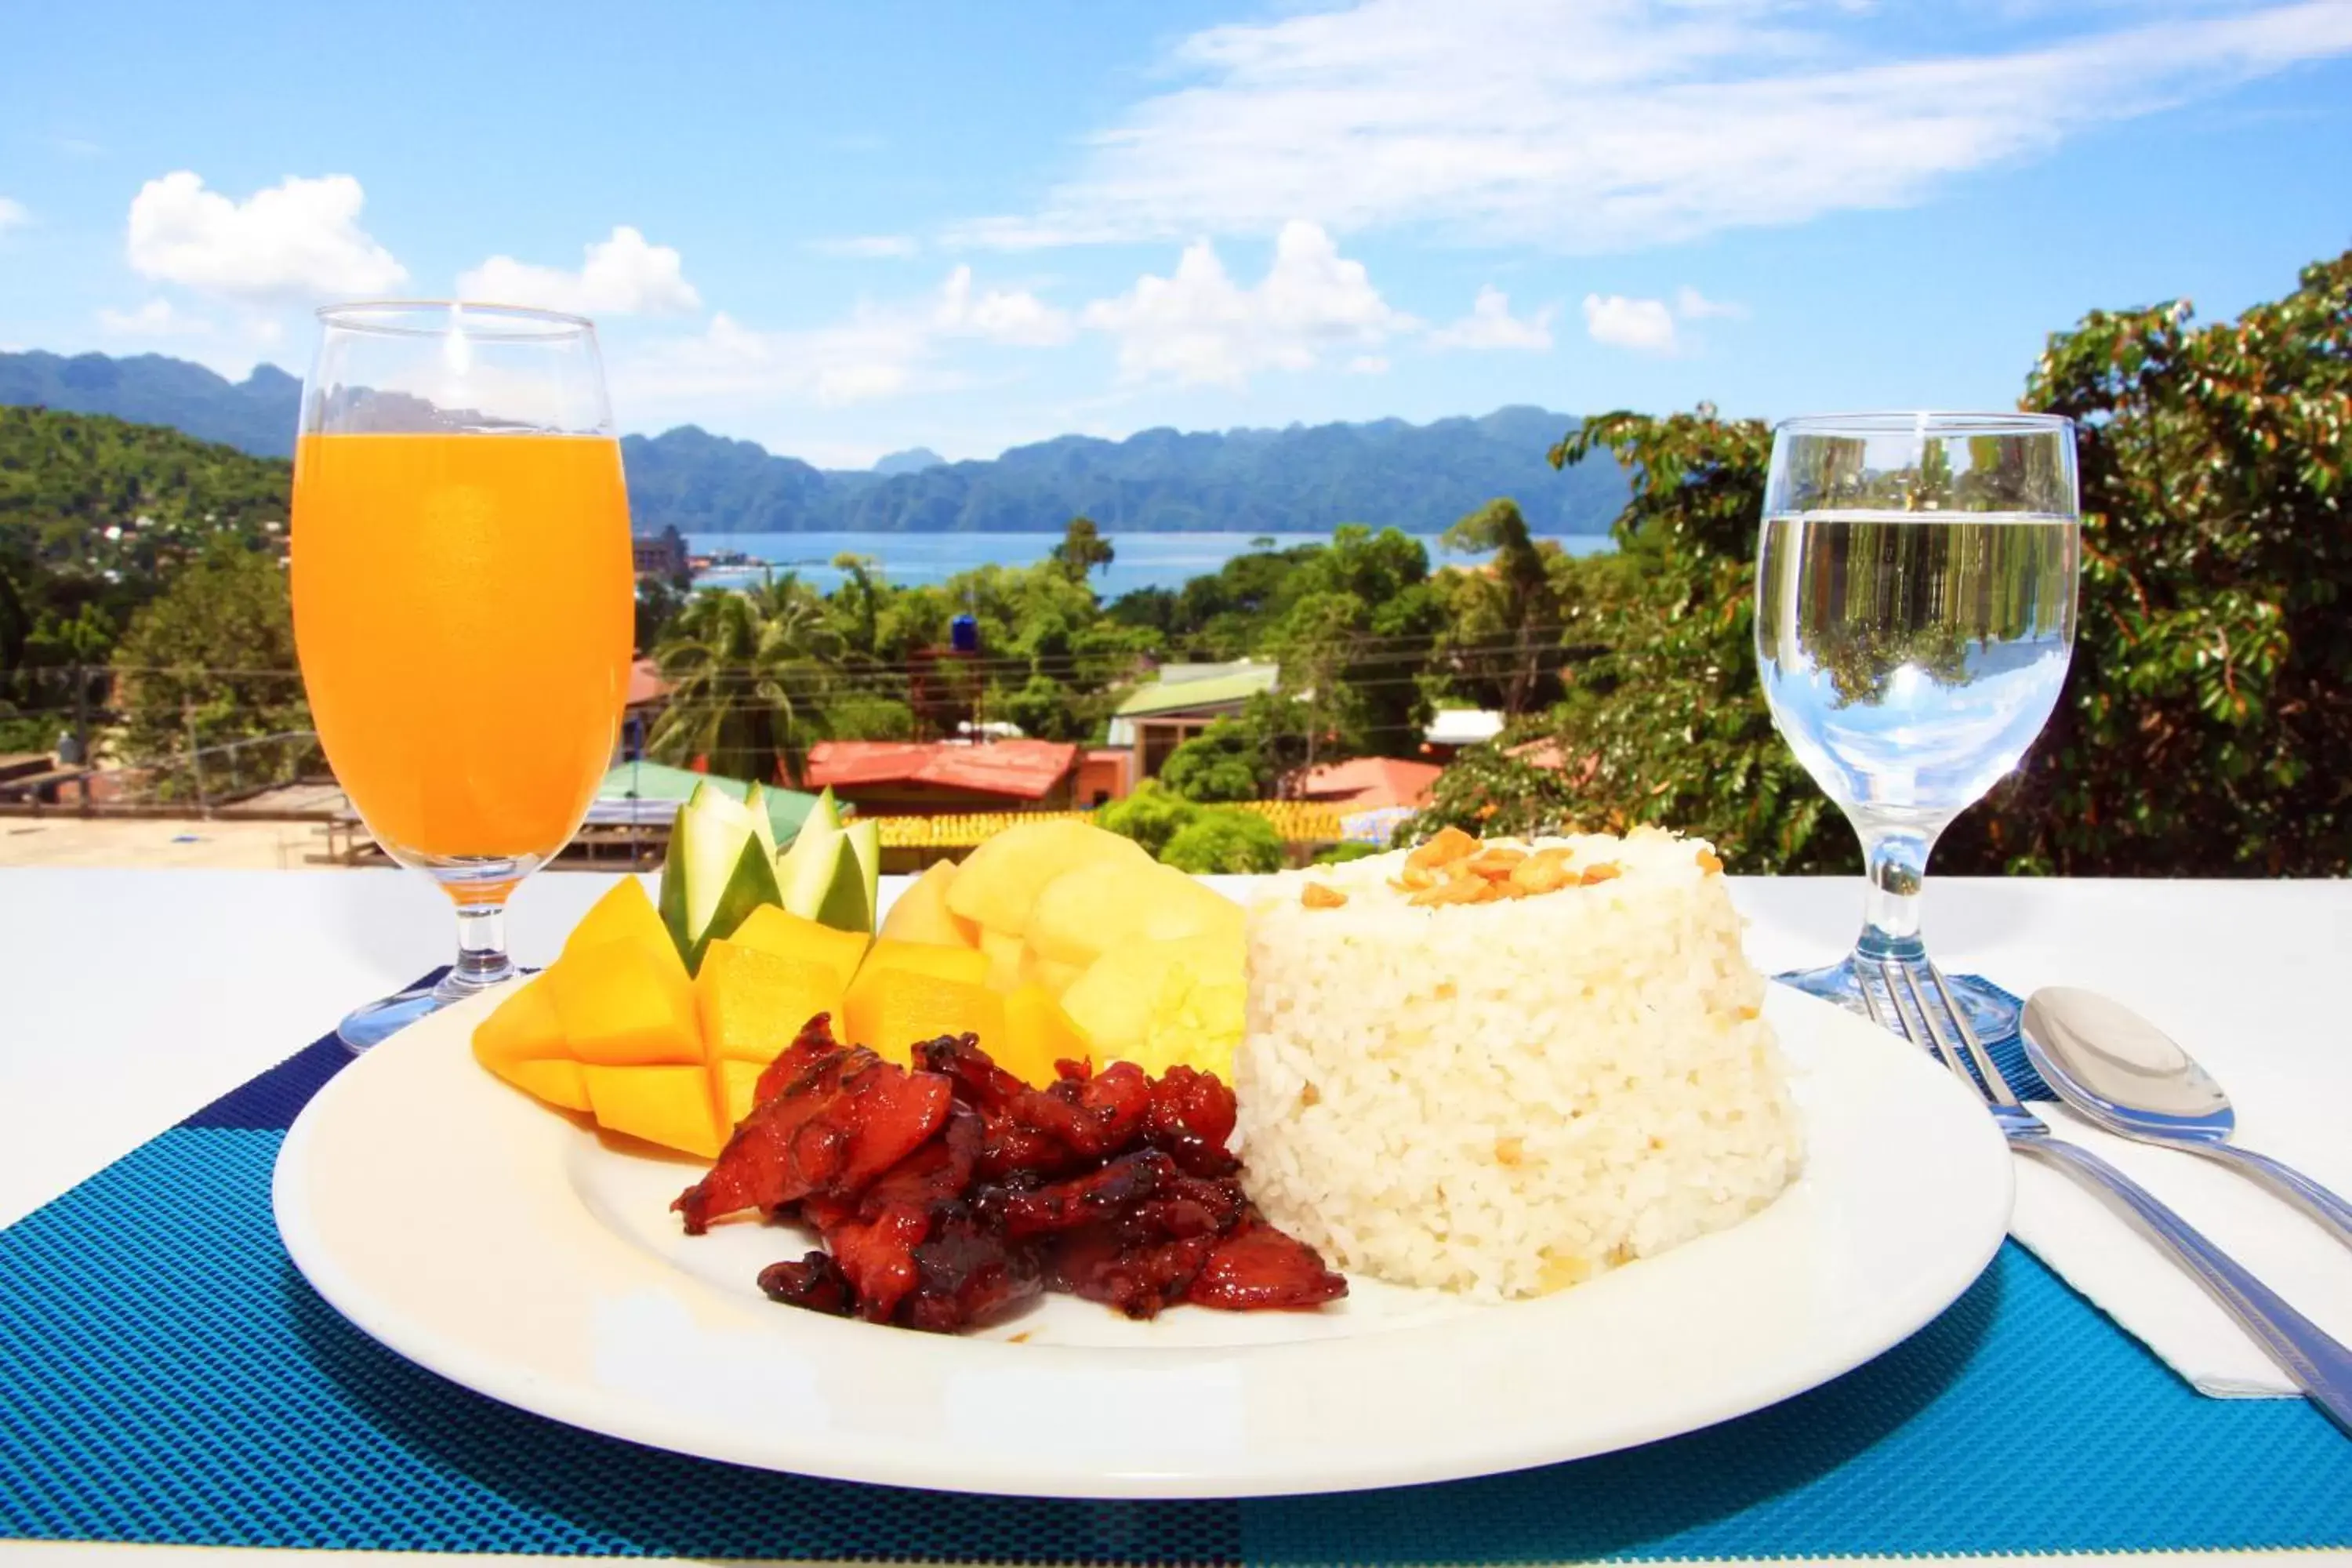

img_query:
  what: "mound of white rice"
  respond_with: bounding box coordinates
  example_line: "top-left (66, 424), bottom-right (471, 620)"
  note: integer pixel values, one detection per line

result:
top-left (1232, 827), bottom-right (1802, 1300)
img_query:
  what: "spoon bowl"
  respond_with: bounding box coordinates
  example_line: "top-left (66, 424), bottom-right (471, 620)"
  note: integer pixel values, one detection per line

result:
top-left (2023, 986), bottom-right (2352, 1252)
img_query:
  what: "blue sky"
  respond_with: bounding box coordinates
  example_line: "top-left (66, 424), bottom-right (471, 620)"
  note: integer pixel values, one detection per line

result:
top-left (2, 0), bottom-right (2347, 467)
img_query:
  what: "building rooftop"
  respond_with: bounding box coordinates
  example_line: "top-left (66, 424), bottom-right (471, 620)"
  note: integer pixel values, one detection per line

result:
top-left (804, 740), bottom-right (1080, 801)
top-left (1289, 756), bottom-right (1444, 811)
top-left (1112, 662), bottom-right (1279, 718)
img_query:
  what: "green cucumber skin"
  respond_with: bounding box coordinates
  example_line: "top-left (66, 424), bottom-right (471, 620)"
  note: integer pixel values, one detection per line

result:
top-left (683, 831), bottom-right (785, 974)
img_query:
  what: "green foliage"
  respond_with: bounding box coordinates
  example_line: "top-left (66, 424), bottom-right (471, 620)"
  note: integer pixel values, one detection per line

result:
top-left (1159, 808), bottom-right (1286, 874)
top-left (649, 579), bottom-right (842, 786)
top-left (1312, 841), bottom-right (1381, 865)
top-left (633, 575), bottom-right (687, 653)
top-left (1093, 780), bottom-right (1200, 857)
top-left (1431, 497), bottom-right (1575, 715)
top-left (111, 540), bottom-right (310, 796)
top-left (1049, 516), bottom-right (1115, 582)
top-left (1980, 249), bottom-right (2352, 875)
top-left (823, 693), bottom-right (916, 741)
top-left (1159, 719), bottom-right (1265, 803)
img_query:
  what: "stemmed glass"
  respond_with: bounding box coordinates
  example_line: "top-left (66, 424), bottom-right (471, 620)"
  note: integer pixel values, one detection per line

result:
top-left (292, 303), bottom-right (635, 1049)
top-left (1755, 412), bottom-right (2079, 1041)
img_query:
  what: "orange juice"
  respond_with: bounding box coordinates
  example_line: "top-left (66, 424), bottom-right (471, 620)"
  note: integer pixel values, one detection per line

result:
top-left (292, 433), bottom-right (633, 868)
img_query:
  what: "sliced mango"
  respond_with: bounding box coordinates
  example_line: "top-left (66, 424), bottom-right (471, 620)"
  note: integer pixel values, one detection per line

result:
top-left (729, 903), bottom-right (871, 988)
top-left (944, 819), bottom-right (1150, 938)
top-left (562, 877), bottom-right (669, 960)
top-left (1060, 933), bottom-right (1244, 1080)
top-left (710, 1057), bottom-right (769, 1128)
top-left (858, 937), bottom-right (990, 989)
top-left (472, 975), bottom-right (568, 1064)
top-left (582, 1064), bottom-right (724, 1158)
top-left (1026, 860), bottom-right (1244, 969)
top-left (479, 1054), bottom-right (593, 1113)
top-left (877, 860), bottom-right (977, 948)
top-left (546, 937), bottom-right (701, 1066)
top-left (998, 981), bottom-right (1091, 1086)
top-left (695, 938), bottom-right (845, 1064)
top-left (844, 966), bottom-right (1004, 1066)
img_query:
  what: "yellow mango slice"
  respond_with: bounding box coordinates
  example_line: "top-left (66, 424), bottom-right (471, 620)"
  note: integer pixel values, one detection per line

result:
top-left (844, 966), bottom-right (1004, 1066)
top-left (1059, 934), bottom-right (1244, 1080)
top-left (561, 876), bottom-right (668, 960)
top-left (730, 903), bottom-right (871, 988)
top-left (582, 1064), bottom-right (724, 1157)
top-left (944, 820), bottom-right (1149, 938)
top-left (546, 937), bottom-right (701, 1066)
top-left (1027, 957), bottom-right (1086, 998)
top-left (858, 937), bottom-right (990, 989)
top-left (471, 975), bottom-right (568, 1064)
top-left (997, 982), bottom-right (1091, 1086)
top-left (877, 861), bottom-right (978, 947)
top-left (710, 1058), bottom-right (768, 1129)
top-left (481, 1056), bottom-right (592, 1113)
top-left (695, 938), bottom-right (844, 1064)
top-left (1026, 860), bottom-right (1244, 969)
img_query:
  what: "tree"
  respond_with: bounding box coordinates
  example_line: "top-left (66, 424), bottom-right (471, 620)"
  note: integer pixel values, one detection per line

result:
top-left (1049, 516), bottom-right (1115, 583)
top-left (1094, 780), bottom-right (1200, 857)
top-left (648, 583), bottom-right (842, 786)
top-left (1159, 719), bottom-right (1265, 802)
top-left (633, 575), bottom-right (685, 653)
top-left (1435, 497), bottom-right (1566, 715)
top-left (1160, 808), bottom-right (1285, 873)
top-left (111, 541), bottom-right (310, 798)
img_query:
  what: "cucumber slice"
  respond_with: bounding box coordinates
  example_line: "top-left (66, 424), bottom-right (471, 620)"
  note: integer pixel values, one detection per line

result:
top-left (845, 818), bottom-right (880, 933)
top-left (659, 789), bottom-right (784, 971)
top-left (779, 826), bottom-right (869, 934)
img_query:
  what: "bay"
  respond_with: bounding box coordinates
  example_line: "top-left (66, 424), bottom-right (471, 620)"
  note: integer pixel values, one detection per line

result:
top-left (685, 529), bottom-right (1613, 600)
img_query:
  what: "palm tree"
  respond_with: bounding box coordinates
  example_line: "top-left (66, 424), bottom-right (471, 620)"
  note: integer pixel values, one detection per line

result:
top-left (648, 579), bottom-right (842, 786)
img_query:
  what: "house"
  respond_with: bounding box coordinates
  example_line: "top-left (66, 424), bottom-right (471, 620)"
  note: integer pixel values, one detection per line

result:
top-left (631, 525), bottom-right (689, 580)
top-left (619, 657), bottom-right (670, 760)
top-left (1421, 708), bottom-right (1504, 760)
top-left (1287, 756), bottom-right (1444, 813)
top-left (803, 739), bottom-right (1081, 815)
top-left (1105, 660), bottom-right (1279, 779)
top-left (1076, 747), bottom-right (1134, 807)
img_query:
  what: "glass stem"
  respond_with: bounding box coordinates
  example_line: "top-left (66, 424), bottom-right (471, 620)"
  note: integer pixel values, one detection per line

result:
top-left (1854, 824), bottom-right (1936, 961)
top-left (437, 897), bottom-right (517, 1000)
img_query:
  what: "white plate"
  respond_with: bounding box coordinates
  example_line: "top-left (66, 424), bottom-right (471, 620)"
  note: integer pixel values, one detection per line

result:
top-left (274, 982), bottom-right (2011, 1498)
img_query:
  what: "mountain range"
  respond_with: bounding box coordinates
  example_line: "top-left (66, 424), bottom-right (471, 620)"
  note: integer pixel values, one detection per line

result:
top-left (0, 349), bottom-right (1624, 536)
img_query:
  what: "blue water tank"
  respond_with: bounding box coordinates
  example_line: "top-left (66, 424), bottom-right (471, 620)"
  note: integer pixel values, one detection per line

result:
top-left (949, 615), bottom-right (979, 653)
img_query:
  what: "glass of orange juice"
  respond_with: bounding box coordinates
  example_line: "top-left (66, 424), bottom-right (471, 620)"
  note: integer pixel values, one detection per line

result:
top-left (293, 302), bottom-right (633, 1049)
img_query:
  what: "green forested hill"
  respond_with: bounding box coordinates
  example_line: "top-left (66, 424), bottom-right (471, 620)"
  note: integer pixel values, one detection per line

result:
top-left (0, 405), bottom-right (291, 547)
top-left (0, 349), bottom-right (1623, 536)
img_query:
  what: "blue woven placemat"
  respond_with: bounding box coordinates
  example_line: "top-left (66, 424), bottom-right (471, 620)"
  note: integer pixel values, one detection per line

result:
top-left (2, 979), bottom-right (2347, 1561)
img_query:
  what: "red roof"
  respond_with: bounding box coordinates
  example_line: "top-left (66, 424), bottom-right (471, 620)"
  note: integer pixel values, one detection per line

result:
top-left (1289, 757), bottom-right (1444, 811)
top-left (804, 740), bottom-right (1080, 800)
top-left (625, 657), bottom-right (670, 707)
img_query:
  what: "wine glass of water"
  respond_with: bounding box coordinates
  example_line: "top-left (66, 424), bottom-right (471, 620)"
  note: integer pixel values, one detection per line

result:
top-left (1755, 412), bottom-right (2079, 1041)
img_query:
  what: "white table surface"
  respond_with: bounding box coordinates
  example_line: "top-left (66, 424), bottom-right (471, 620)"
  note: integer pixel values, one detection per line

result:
top-left (3, 867), bottom-right (2350, 1566)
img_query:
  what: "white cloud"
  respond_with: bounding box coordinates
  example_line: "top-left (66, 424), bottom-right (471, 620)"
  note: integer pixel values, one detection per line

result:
top-left (0, 198), bottom-right (28, 234)
top-left (1675, 286), bottom-right (1746, 320)
top-left (809, 234), bottom-right (921, 259)
top-left (934, 266), bottom-right (1073, 346)
top-left (1430, 285), bottom-right (1555, 350)
top-left (624, 266), bottom-right (1067, 412)
top-left (1079, 220), bottom-right (1413, 387)
top-left (953, 0), bottom-right (2352, 252)
top-left (125, 171), bottom-right (405, 302)
top-left (1583, 292), bottom-right (1678, 354)
top-left (1348, 354), bottom-right (1391, 375)
top-left (97, 298), bottom-right (212, 337)
top-left (458, 226), bottom-right (701, 317)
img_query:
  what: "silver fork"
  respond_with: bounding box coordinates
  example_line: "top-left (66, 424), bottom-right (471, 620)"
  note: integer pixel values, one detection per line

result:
top-left (1867, 958), bottom-right (2352, 1437)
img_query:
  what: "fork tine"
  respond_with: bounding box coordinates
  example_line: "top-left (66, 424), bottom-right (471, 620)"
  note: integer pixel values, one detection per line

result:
top-left (1926, 964), bottom-right (2021, 1109)
top-left (1881, 957), bottom-right (1979, 1089)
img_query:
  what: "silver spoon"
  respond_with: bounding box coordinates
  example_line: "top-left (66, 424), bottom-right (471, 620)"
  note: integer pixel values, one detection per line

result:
top-left (2024, 985), bottom-right (2352, 1252)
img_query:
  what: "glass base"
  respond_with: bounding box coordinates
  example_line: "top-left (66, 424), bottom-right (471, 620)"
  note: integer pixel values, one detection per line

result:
top-left (1775, 953), bottom-right (2020, 1046)
top-left (336, 967), bottom-right (515, 1052)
